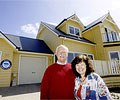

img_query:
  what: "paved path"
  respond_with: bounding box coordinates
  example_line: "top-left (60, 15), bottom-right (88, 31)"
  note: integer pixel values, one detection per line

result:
top-left (0, 84), bottom-right (40, 100)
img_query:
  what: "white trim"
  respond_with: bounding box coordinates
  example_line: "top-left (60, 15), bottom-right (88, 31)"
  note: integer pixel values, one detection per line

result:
top-left (104, 27), bottom-right (120, 42)
top-left (54, 54), bottom-right (56, 63)
top-left (41, 22), bottom-right (59, 37)
top-left (57, 14), bottom-right (84, 29)
top-left (38, 22), bottom-right (45, 35)
top-left (69, 51), bottom-right (94, 60)
top-left (0, 51), bottom-right (2, 61)
top-left (17, 51), bottom-right (54, 56)
top-left (69, 25), bottom-right (81, 37)
top-left (108, 51), bottom-right (120, 60)
top-left (0, 36), bottom-right (3, 38)
top-left (105, 19), bottom-right (116, 25)
top-left (69, 19), bottom-right (84, 28)
top-left (56, 20), bottom-right (67, 29)
top-left (18, 54), bottom-right (48, 85)
top-left (18, 54), bottom-right (21, 85)
top-left (0, 32), bottom-right (16, 49)
top-left (60, 37), bottom-right (95, 46)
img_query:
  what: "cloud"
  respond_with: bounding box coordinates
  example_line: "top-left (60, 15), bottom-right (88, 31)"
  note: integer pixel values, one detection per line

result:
top-left (21, 22), bottom-right (39, 35)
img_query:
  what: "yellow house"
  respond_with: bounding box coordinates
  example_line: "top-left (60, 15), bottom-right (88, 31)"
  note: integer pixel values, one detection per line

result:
top-left (0, 12), bottom-right (120, 87)
top-left (37, 13), bottom-right (120, 87)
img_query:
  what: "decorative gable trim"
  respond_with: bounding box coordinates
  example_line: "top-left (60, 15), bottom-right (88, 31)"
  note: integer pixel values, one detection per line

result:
top-left (40, 22), bottom-right (95, 46)
top-left (0, 31), bottom-right (17, 49)
top-left (41, 22), bottom-right (59, 37)
top-left (56, 14), bottom-right (84, 29)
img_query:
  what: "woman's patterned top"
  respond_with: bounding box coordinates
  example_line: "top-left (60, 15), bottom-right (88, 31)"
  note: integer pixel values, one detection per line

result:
top-left (74, 72), bottom-right (112, 100)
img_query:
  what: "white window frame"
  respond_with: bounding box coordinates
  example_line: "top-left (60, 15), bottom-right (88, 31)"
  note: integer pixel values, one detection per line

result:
top-left (0, 51), bottom-right (2, 62)
top-left (104, 27), bottom-right (119, 42)
top-left (108, 51), bottom-right (120, 60)
top-left (69, 25), bottom-right (81, 36)
top-left (68, 51), bottom-right (94, 63)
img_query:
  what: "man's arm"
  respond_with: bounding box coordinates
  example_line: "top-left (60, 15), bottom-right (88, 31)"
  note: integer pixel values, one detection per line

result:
top-left (40, 68), bottom-right (51, 99)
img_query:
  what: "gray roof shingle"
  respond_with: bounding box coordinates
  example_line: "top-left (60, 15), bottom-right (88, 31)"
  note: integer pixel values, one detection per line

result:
top-left (42, 22), bottom-right (95, 45)
top-left (82, 13), bottom-right (109, 32)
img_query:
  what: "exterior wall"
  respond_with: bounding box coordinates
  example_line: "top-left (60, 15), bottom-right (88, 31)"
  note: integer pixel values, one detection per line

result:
top-left (104, 46), bottom-right (120, 61)
top-left (0, 38), bottom-right (14, 87)
top-left (83, 25), bottom-right (106, 60)
top-left (12, 52), bottom-right (53, 85)
top-left (63, 39), bottom-right (96, 58)
top-left (0, 36), bottom-right (54, 87)
top-left (58, 23), bottom-right (67, 34)
top-left (101, 20), bottom-right (120, 42)
top-left (37, 27), bottom-right (62, 53)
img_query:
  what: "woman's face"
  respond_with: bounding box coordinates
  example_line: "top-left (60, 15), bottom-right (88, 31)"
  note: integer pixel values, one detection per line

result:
top-left (75, 61), bottom-right (86, 76)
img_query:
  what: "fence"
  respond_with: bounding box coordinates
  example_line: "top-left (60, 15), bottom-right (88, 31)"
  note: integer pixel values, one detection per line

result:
top-left (91, 60), bottom-right (120, 76)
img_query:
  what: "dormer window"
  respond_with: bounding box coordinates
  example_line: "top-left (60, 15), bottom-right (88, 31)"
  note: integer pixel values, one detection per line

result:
top-left (69, 26), bottom-right (80, 36)
top-left (69, 26), bottom-right (74, 35)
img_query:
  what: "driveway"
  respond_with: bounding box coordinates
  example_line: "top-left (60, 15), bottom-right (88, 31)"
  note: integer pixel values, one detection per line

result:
top-left (0, 83), bottom-right (40, 100)
top-left (0, 83), bottom-right (120, 100)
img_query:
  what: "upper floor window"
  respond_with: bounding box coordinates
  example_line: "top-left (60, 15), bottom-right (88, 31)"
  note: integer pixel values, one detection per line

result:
top-left (69, 26), bottom-right (80, 36)
top-left (104, 28), bottom-right (119, 42)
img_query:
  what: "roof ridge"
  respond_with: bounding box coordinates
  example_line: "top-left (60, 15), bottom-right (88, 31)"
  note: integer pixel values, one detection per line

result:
top-left (82, 13), bottom-right (109, 32)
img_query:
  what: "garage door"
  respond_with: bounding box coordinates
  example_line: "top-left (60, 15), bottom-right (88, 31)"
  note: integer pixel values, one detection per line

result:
top-left (18, 55), bottom-right (47, 85)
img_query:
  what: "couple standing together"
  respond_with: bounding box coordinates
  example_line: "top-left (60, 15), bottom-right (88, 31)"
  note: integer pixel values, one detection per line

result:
top-left (40, 45), bottom-right (112, 100)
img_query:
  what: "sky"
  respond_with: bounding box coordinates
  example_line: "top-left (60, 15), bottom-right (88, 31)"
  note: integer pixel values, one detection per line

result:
top-left (0, 0), bottom-right (120, 38)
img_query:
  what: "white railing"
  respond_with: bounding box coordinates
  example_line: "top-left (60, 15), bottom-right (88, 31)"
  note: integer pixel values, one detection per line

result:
top-left (91, 60), bottom-right (120, 76)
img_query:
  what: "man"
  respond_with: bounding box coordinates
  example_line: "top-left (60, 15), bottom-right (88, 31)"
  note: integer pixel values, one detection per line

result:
top-left (40, 45), bottom-right (75, 100)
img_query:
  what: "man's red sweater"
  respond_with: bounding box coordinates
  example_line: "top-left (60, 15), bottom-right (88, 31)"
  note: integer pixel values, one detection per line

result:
top-left (40, 63), bottom-right (75, 100)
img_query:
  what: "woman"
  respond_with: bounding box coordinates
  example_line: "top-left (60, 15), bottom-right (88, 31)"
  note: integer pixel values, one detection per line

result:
top-left (71, 55), bottom-right (112, 100)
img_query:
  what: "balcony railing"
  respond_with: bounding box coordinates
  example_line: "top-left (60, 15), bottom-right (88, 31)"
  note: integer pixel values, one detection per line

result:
top-left (91, 60), bottom-right (120, 76)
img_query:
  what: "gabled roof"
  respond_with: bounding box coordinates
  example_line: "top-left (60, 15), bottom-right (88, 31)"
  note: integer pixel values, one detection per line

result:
top-left (41, 22), bottom-right (95, 45)
top-left (82, 13), bottom-right (109, 32)
top-left (1, 32), bottom-right (53, 54)
top-left (56, 14), bottom-right (84, 29)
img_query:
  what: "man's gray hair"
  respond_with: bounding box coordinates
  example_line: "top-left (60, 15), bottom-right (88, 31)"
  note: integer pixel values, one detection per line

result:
top-left (56, 45), bottom-right (69, 54)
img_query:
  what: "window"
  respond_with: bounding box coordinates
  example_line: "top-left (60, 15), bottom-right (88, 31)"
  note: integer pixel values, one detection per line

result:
top-left (69, 26), bottom-right (74, 34)
top-left (68, 53), bottom-right (74, 63)
top-left (109, 51), bottom-right (119, 60)
top-left (75, 28), bottom-right (80, 36)
top-left (104, 28), bottom-right (119, 42)
top-left (67, 52), bottom-right (94, 63)
top-left (69, 26), bottom-right (80, 36)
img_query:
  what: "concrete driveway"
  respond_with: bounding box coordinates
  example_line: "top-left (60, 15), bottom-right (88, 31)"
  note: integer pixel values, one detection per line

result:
top-left (0, 83), bottom-right (40, 100)
top-left (0, 83), bottom-right (120, 100)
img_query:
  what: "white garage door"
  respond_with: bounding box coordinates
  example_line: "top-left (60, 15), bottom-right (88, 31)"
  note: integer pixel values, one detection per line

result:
top-left (18, 55), bottom-right (47, 85)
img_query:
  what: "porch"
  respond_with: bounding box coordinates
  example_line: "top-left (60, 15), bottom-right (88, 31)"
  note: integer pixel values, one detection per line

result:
top-left (92, 60), bottom-right (120, 88)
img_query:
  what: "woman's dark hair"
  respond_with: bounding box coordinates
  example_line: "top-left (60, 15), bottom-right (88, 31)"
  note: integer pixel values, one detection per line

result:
top-left (71, 55), bottom-right (94, 77)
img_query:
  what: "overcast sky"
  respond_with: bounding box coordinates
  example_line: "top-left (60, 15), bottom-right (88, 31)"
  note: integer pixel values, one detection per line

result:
top-left (0, 0), bottom-right (120, 38)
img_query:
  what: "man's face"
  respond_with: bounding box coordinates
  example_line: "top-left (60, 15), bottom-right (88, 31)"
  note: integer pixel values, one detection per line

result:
top-left (56, 47), bottom-right (68, 63)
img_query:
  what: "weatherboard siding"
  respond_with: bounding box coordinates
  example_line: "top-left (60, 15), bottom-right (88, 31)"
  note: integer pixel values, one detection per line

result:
top-left (63, 39), bottom-right (95, 57)
top-left (0, 39), bottom-right (13, 87)
top-left (38, 28), bottom-right (62, 53)
top-left (12, 52), bottom-right (53, 85)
